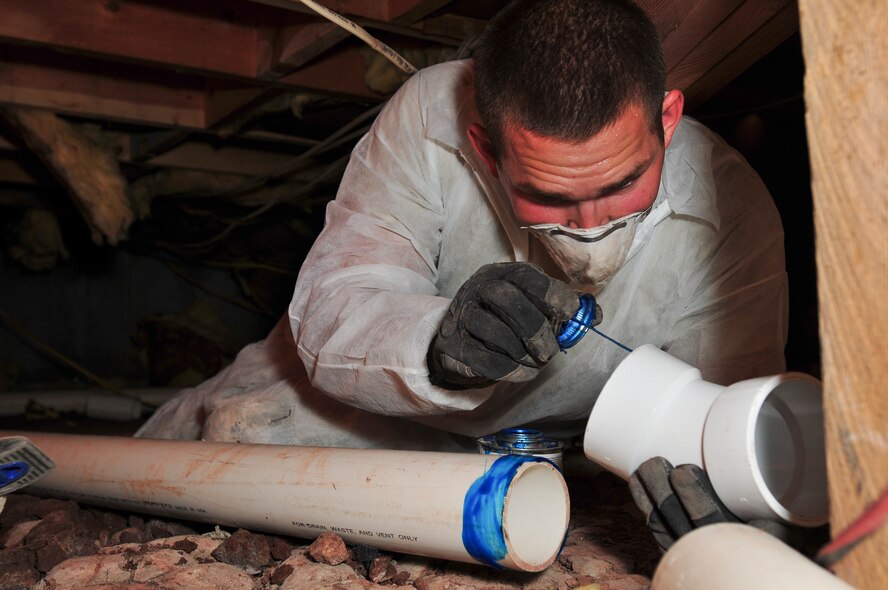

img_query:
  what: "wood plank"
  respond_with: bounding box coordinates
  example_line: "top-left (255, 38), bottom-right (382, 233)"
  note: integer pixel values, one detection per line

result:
top-left (0, 156), bottom-right (43, 185)
top-left (278, 46), bottom-right (387, 100)
top-left (666, 0), bottom-right (793, 92)
top-left (0, 0), bottom-right (259, 78)
top-left (245, 0), bottom-right (448, 22)
top-left (387, 0), bottom-right (454, 23)
top-left (254, 0), bottom-right (451, 81)
top-left (681, 1), bottom-right (798, 109)
top-left (222, 0), bottom-right (450, 130)
top-left (799, 1), bottom-right (888, 588)
top-left (258, 20), bottom-right (350, 79)
top-left (0, 48), bottom-right (205, 129)
top-left (642, 0), bottom-right (746, 71)
top-left (203, 85), bottom-right (271, 131)
top-left (4, 129), bottom-right (317, 177)
top-left (137, 141), bottom-right (303, 176)
top-left (245, 0), bottom-right (392, 21)
top-left (0, 187), bottom-right (45, 207)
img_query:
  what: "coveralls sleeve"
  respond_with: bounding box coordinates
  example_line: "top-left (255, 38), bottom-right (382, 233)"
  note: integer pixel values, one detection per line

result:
top-left (287, 71), bottom-right (495, 416)
top-left (662, 149), bottom-right (789, 385)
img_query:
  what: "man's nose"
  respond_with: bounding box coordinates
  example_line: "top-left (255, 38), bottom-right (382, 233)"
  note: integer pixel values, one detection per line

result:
top-left (567, 203), bottom-right (609, 229)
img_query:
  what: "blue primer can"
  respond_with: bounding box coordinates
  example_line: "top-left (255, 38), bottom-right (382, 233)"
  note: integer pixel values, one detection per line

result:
top-left (477, 428), bottom-right (565, 470)
top-left (0, 461), bottom-right (29, 489)
top-left (557, 293), bottom-right (599, 350)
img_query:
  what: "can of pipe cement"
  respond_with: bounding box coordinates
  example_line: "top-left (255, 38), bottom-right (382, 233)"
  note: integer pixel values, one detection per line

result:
top-left (477, 428), bottom-right (565, 470)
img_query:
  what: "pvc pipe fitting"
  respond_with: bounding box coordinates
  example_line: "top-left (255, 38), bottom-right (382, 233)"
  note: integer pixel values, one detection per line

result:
top-left (0, 389), bottom-right (177, 421)
top-left (3, 431), bottom-right (569, 572)
top-left (583, 345), bottom-right (828, 526)
top-left (652, 523), bottom-right (853, 590)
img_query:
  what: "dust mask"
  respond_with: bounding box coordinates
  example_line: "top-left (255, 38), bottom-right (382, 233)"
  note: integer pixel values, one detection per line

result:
top-left (522, 208), bottom-right (650, 289)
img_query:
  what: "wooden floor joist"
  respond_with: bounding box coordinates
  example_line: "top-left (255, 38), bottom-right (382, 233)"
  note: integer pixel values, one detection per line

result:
top-left (799, 1), bottom-right (888, 588)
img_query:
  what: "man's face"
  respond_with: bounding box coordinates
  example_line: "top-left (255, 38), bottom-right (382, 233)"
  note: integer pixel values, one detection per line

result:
top-left (469, 94), bottom-right (683, 229)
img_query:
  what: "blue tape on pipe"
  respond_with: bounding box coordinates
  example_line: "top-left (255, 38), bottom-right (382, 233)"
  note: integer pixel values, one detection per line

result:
top-left (461, 454), bottom-right (553, 568)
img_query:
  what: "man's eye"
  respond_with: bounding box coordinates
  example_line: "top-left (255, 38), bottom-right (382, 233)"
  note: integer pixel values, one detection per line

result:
top-left (617, 178), bottom-right (636, 190)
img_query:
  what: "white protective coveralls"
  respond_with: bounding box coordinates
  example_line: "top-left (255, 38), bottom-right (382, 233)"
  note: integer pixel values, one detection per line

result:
top-left (137, 60), bottom-right (788, 450)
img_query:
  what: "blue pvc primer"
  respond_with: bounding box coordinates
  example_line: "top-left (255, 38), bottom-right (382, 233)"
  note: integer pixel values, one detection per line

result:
top-left (462, 454), bottom-right (553, 569)
top-left (0, 461), bottom-right (29, 489)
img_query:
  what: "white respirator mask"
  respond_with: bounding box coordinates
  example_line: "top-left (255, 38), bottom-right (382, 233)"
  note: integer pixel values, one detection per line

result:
top-left (522, 207), bottom-right (651, 289)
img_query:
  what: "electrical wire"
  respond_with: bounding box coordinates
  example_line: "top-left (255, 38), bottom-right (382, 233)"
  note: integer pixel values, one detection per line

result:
top-left (178, 153), bottom-right (350, 250)
top-left (816, 485), bottom-right (888, 568)
top-left (295, 0), bottom-right (417, 74)
top-left (160, 259), bottom-right (275, 319)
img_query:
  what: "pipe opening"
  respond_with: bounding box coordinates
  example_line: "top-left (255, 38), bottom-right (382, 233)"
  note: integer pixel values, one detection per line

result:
top-left (753, 377), bottom-right (827, 523)
top-left (502, 462), bottom-right (569, 571)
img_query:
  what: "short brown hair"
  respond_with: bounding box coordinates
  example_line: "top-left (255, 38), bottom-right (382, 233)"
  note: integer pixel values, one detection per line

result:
top-left (474, 0), bottom-right (666, 156)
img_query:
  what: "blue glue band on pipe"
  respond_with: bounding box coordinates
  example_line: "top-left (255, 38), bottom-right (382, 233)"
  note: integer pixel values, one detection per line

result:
top-left (461, 454), bottom-right (559, 569)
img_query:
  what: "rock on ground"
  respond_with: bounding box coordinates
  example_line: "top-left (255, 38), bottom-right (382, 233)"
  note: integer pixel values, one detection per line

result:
top-left (0, 471), bottom-right (659, 590)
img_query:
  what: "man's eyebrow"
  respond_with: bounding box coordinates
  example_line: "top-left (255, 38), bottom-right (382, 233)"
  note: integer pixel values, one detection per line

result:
top-left (513, 157), bottom-right (654, 202)
top-left (596, 158), bottom-right (653, 196)
top-left (512, 183), bottom-right (571, 202)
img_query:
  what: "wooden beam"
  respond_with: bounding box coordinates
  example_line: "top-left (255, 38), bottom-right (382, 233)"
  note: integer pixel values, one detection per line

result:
top-left (640, 0), bottom-right (746, 72)
top-left (0, 155), bottom-right (44, 185)
top-left (257, 20), bottom-right (350, 79)
top-left (203, 86), bottom-right (272, 131)
top-left (0, 48), bottom-right (205, 129)
top-left (681, 1), bottom-right (798, 110)
top-left (219, 0), bottom-right (450, 133)
top-left (0, 0), bottom-right (260, 79)
top-left (278, 47), bottom-right (388, 100)
top-left (244, 0), bottom-right (392, 21)
top-left (244, 0), bottom-right (451, 22)
top-left (5, 120), bottom-right (321, 177)
top-left (0, 187), bottom-right (46, 207)
top-left (252, 0), bottom-right (459, 80)
top-left (387, 0), bottom-right (454, 23)
top-left (134, 141), bottom-right (305, 177)
top-left (799, 1), bottom-right (888, 588)
top-left (666, 0), bottom-right (795, 93)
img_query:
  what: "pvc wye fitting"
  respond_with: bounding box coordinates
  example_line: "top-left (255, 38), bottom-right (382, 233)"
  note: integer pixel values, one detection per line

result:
top-left (583, 344), bottom-right (828, 526)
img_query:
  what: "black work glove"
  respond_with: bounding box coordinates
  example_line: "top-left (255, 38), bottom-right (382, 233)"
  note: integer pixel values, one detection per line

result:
top-left (629, 457), bottom-right (738, 551)
top-left (629, 457), bottom-right (829, 554)
top-left (427, 262), bottom-right (581, 389)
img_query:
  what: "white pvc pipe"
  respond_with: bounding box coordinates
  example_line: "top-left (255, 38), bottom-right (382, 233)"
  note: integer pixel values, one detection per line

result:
top-left (0, 389), bottom-right (177, 421)
top-left (1, 431), bottom-right (569, 572)
top-left (652, 523), bottom-right (853, 590)
top-left (583, 345), bottom-right (828, 526)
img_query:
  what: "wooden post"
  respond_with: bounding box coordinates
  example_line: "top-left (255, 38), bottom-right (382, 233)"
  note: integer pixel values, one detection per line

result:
top-left (798, 1), bottom-right (888, 588)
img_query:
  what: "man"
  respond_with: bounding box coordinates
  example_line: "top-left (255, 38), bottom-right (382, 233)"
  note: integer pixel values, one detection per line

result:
top-left (138, 0), bottom-right (788, 548)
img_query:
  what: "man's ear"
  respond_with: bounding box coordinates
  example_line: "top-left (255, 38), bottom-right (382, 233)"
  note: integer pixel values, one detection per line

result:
top-left (467, 123), bottom-right (499, 178)
top-left (661, 90), bottom-right (685, 148)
